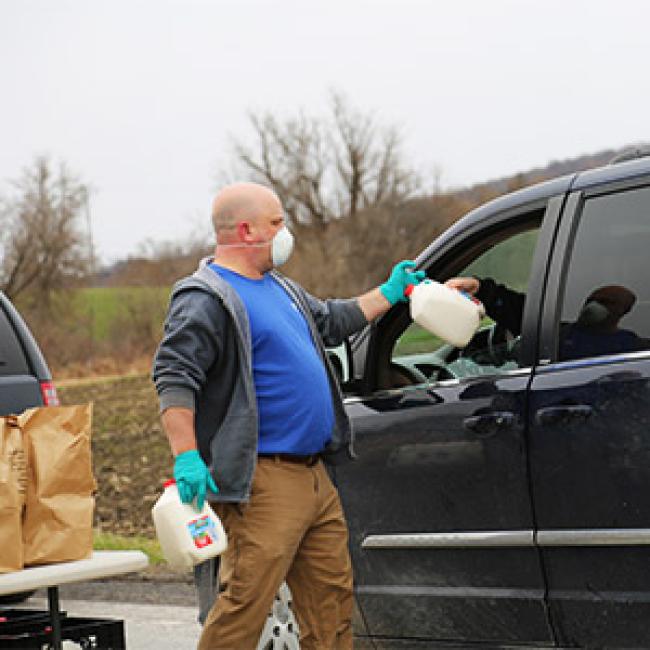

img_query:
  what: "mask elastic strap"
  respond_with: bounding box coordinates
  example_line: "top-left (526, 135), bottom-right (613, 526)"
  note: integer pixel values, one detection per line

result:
top-left (215, 240), bottom-right (271, 250)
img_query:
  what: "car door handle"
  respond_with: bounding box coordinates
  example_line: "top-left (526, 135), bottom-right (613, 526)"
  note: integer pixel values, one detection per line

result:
top-left (535, 404), bottom-right (594, 426)
top-left (463, 411), bottom-right (515, 434)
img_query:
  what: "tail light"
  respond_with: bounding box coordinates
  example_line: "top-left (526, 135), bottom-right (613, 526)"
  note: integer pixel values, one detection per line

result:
top-left (40, 381), bottom-right (60, 406)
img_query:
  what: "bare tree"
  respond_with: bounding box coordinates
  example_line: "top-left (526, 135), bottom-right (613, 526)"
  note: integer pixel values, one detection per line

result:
top-left (232, 111), bottom-right (333, 229)
top-left (107, 235), bottom-right (211, 287)
top-left (0, 157), bottom-right (90, 301)
top-left (221, 94), bottom-right (427, 296)
top-left (330, 92), bottom-right (419, 216)
top-left (227, 93), bottom-right (420, 228)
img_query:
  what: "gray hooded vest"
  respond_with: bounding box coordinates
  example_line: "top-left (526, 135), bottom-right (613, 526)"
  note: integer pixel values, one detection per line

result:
top-left (152, 259), bottom-right (367, 502)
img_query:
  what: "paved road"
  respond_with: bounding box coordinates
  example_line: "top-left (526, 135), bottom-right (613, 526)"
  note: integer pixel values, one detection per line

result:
top-left (15, 579), bottom-right (375, 649)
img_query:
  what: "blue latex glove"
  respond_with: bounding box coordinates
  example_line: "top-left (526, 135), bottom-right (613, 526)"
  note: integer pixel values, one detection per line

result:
top-left (173, 450), bottom-right (219, 510)
top-left (380, 260), bottom-right (426, 305)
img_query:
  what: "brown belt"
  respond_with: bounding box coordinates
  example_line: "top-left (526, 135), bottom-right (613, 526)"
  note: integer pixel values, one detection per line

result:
top-left (258, 453), bottom-right (321, 466)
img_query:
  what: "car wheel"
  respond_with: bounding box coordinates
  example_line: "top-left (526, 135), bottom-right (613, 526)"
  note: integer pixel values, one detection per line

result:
top-left (256, 582), bottom-right (300, 650)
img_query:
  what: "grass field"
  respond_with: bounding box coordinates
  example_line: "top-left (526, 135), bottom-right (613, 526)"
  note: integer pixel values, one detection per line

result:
top-left (93, 531), bottom-right (165, 565)
top-left (77, 287), bottom-right (169, 341)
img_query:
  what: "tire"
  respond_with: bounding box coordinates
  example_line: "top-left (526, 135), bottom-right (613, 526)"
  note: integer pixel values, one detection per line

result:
top-left (256, 582), bottom-right (300, 650)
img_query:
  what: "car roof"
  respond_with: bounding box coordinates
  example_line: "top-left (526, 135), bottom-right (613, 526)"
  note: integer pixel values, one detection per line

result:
top-left (416, 173), bottom-right (574, 265)
top-left (416, 155), bottom-right (650, 266)
top-left (572, 154), bottom-right (650, 191)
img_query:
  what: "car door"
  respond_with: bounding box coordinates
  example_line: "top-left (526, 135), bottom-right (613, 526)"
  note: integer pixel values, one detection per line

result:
top-left (528, 179), bottom-right (650, 648)
top-left (335, 194), bottom-right (565, 646)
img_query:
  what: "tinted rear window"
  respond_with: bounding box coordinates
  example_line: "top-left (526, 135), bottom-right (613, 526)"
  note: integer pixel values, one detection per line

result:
top-left (559, 185), bottom-right (650, 361)
top-left (0, 307), bottom-right (30, 376)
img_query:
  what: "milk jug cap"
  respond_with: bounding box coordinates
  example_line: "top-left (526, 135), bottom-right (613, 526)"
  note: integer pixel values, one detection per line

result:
top-left (404, 279), bottom-right (431, 298)
top-left (163, 479), bottom-right (176, 489)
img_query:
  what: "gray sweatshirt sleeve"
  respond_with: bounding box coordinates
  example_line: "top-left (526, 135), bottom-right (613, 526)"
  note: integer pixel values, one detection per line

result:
top-left (152, 287), bottom-right (224, 413)
top-left (300, 289), bottom-right (368, 347)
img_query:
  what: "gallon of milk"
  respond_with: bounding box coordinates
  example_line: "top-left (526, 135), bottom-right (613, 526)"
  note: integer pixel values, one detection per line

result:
top-left (405, 280), bottom-right (486, 348)
top-left (152, 479), bottom-right (228, 569)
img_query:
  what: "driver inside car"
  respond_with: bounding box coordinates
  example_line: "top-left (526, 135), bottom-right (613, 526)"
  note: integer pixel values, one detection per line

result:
top-left (445, 277), bottom-right (646, 362)
top-left (445, 277), bottom-right (525, 339)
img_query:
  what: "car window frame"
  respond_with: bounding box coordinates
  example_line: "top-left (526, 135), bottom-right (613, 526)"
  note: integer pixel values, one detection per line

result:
top-left (0, 293), bottom-right (51, 381)
top-left (539, 177), bottom-right (650, 367)
top-left (0, 302), bottom-right (31, 377)
top-left (362, 194), bottom-right (565, 394)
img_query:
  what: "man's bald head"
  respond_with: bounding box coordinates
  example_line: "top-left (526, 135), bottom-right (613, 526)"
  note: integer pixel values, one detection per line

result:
top-left (211, 183), bottom-right (282, 237)
top-left (588, 285), bottom-right (637, 320)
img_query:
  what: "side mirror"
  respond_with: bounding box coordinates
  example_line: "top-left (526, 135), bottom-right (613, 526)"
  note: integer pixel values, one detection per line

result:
top-left (326, 340), bottom-right (352, 385)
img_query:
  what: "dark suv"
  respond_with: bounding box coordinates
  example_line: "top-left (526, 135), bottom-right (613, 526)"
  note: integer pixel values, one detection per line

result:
top-left (335, 154), bottom-right (650, 648)
top-left (0, 293), bottom-right (59, 416)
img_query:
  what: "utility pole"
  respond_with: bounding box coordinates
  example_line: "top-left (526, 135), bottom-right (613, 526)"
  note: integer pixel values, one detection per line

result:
top-left (83, 187), bottom-right (95, 282)
top-left (83, 186), bottom-right (95, 372)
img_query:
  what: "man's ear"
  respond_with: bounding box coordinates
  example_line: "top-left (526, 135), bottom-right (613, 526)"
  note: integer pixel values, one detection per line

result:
top-left (237, 221), bottom-right (253, 243)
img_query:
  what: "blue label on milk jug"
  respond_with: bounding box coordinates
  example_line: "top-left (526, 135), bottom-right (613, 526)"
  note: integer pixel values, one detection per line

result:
top-left (187, 515), bottom-right (218, 549)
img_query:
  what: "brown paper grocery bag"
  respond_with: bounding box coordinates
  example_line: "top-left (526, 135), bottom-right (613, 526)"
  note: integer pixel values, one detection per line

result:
top-left (0, 416), bottom-right (27, 573)
top-left (20, 404), bottom-right (96, 566)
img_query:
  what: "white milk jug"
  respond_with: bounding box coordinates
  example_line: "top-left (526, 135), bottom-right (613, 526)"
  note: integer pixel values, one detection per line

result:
top-left (405, 280), bottom-right (486, 348)
top-left (152, 479), bottom-right (228, 569)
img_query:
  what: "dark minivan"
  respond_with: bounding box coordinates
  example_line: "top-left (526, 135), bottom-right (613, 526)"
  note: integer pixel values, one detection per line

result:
top-left (335, 153), bottom-right (650, 648)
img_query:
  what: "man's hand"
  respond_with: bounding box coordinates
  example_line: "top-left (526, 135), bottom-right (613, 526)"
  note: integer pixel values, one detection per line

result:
top-left (380, 260), bottom-right (426, 305)
top-left (174, 450), bottom-right (219, 510)
top-left (445, 277), bottom-right (480, 295)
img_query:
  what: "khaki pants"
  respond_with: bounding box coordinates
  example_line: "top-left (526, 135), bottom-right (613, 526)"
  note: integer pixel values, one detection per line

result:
top-left (197, 457), bottom-right (354, 650)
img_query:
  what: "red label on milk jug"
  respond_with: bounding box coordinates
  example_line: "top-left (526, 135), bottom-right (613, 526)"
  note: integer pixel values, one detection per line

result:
top-left (187, 515), bottom-right (218, 549)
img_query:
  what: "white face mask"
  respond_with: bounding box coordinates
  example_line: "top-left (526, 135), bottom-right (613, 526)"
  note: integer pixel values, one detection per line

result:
top-left (215, 225), bottom-right (295, 268)
top-left (270, 226), bottom-right (294, 267)
top-left (577, 300), bottom-right (610, 326)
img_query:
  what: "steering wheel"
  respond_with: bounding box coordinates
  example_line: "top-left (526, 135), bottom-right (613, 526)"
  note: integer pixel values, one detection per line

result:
top-left (389, 359), bottom-right (460, 386)
top-left (487, 322), bottom-right (515, 365)
top-left (389, 361), bottom-right (428, 385)
top-left (425, 360), bottom-right (459, 382)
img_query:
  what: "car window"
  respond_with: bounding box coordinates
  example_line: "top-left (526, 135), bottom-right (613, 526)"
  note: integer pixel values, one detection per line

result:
top-left (558, 186), bottom-right (650, 362)
top-left (390, 226), bottom-right (540, 386)
top-left (0, 307), bottom-right (30, 376)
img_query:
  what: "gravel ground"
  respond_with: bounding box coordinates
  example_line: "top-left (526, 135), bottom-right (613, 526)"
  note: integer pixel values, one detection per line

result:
top-left (23, 562), bottom-right (197, 607)
top-left (20, 579), bottom-right (375, 650)
top-left (52, 577), bottom-right (197, 608)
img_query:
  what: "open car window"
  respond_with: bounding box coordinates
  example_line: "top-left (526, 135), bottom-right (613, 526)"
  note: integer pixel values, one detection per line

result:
top-left (389, 226), bottom-right (540, 387)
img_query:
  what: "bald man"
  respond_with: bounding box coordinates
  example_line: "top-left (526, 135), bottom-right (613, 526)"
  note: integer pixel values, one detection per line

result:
top-left (562, 285), bottom-right (642, 360)
top-left (153, 183), bottom-right (425, 649)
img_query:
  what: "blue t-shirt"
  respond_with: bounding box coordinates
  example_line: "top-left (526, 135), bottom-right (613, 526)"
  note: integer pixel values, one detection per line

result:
top-left (210, 264), bottom-right (334, 454)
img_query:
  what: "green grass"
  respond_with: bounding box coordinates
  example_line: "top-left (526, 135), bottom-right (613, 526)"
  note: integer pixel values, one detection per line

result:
top-left (93, 531), bottom-right (166, 565)
top-left (78, 287), bottom-right (169, 340)
top-left (394, 323), bottom-right (444, 355)
top-left (393, 317), bottom-right (497, 356)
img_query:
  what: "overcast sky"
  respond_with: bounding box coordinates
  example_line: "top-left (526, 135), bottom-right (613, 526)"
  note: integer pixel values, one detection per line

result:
top-left (1, 0), bottom-right (648, 262)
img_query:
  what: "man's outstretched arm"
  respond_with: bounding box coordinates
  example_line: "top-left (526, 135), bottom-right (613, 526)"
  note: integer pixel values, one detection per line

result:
top-left (358, 260), bottom-right (426, 321)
